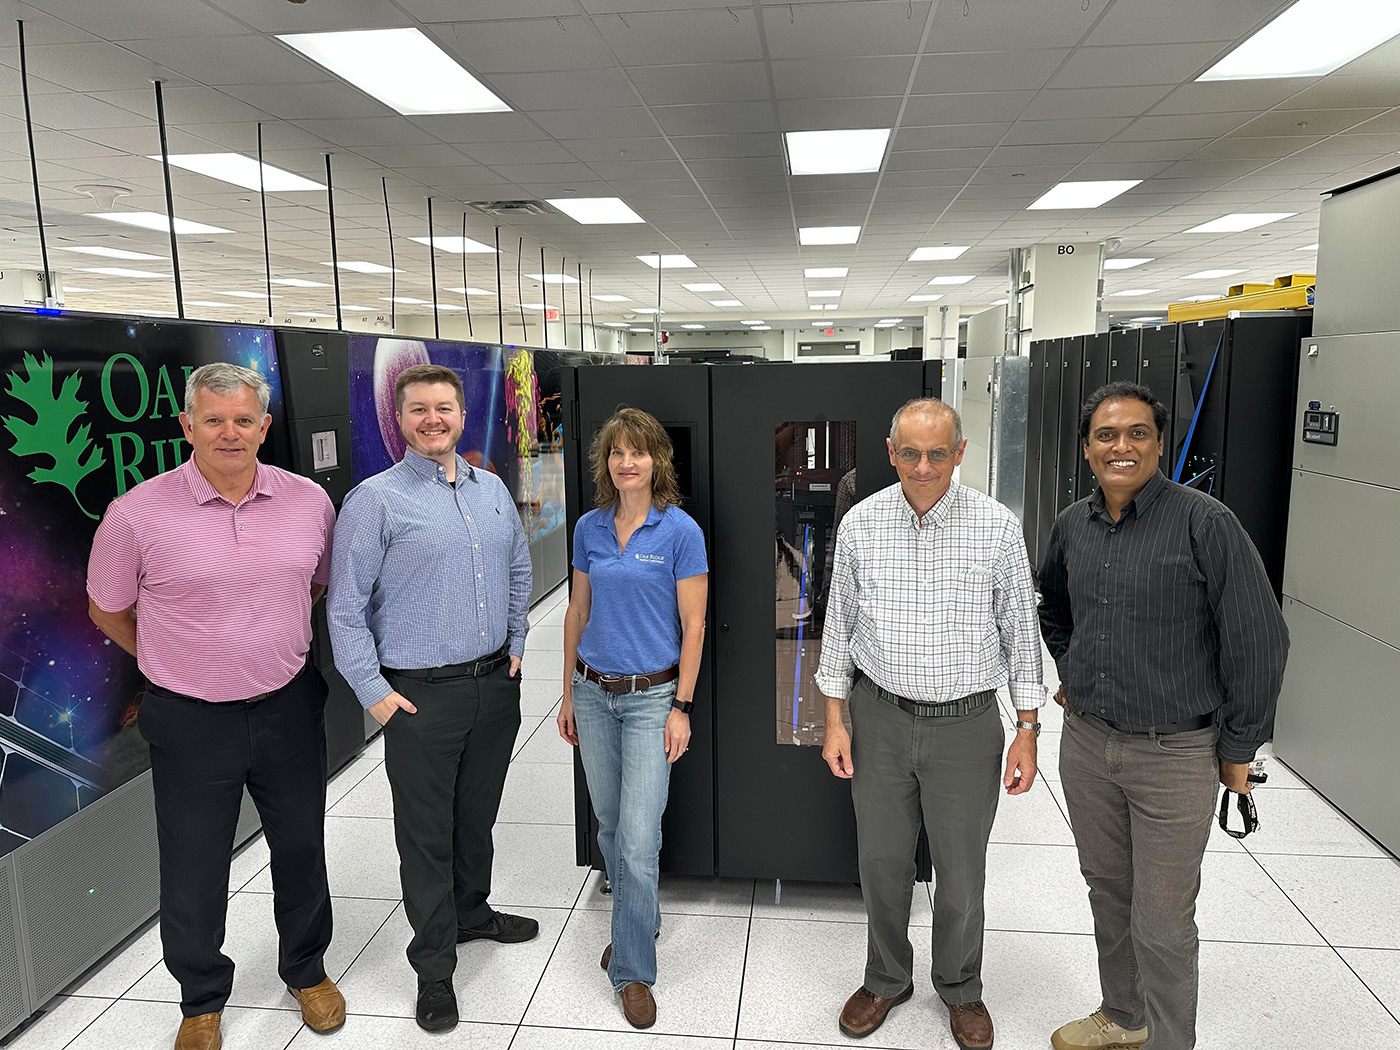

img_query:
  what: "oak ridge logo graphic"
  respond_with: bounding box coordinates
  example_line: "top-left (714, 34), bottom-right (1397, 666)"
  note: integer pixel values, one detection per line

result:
top-left (2, 351), bottom-right (106, 520)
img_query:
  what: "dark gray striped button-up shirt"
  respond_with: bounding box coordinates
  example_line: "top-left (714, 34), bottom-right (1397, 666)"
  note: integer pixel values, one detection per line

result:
top-left (1038, 470), bottom-right (1288, 763)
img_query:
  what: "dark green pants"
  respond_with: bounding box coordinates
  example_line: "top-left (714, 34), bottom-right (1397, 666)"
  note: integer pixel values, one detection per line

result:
top-left (382, 663), bottom-right (521, 981)
top-left (850, 677), bottom-right (1003, 1004)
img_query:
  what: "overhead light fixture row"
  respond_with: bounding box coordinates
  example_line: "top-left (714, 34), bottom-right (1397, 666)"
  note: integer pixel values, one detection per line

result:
top-left (1027, 180), bottom-right (1141, 210)
top-left (592, 294), bottom-right (632, 302)
top-left (908, 246), bottom-right (969, 261)
top-left (410, 235), bottom-right (496, 254)
top-left (527, 273), bottom-right (579, 284)
top-left (149, 153), bottom-right (323, 192)
top-left (804, 267), bottom-right (848, 278)
top-left (638, 254), bottom-right (696, 269)
top-left (547, 197), bottom-right (645, 224)
top-left (325, 260), bottom-right (403, 274)
top-left (1198, 0), bottom-right (1400, 80)
top-left (799, 226), bottom-right (861, 246)
top-left (1103, 257), bottom-right (1153, 270)
top-left (1185, 213), bottom-right (1295, 233)
top-left (88, 212), bottom-right (232, 235)
top-left (54, 245), bottom-right (163, 260)
top-left (77, 267), bottom-right (168, 278)
top-left (928, 275), bottom-right (975, 285)
top-left (784, 128), bottom-right (891, 175)
top-left (1181, 269), bottom-right (1245, 280)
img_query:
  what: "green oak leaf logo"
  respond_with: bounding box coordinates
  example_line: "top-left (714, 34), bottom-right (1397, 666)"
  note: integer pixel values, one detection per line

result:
top-left (3, 351), bottom-right (106, 519)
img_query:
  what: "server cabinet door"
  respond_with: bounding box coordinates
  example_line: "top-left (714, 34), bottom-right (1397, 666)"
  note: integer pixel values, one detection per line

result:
top-left (562, 364), bottom-right (716, 875)
top-left (1108, 329), bottom-right (1141, 385)
top-left (710, 362), bottom-right (923, 881)
top-left (1138, 325), bottom-right (1179, 455)
top-left (1172, 319), bottom-right (1229, 488)
top-left (1035, 339), bottom-right (1064, 569)
top-left (1023, 342), bottom-right (1046, 567)
top-left (1076, 334), bottom-right (1111, 497)
top-left (923, 358), bottom-right (944, 400)
top-left (1056, 336), bottom-right (1085, 516)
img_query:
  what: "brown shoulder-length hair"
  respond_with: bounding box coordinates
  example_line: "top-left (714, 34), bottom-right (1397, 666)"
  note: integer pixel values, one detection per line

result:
top-left (590, 407), bottom-right (681, 511)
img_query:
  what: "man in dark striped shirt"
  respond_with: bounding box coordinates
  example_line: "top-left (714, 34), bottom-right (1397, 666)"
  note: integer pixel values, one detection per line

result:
top-left (1038, 381), bottom-right (1288, 1050)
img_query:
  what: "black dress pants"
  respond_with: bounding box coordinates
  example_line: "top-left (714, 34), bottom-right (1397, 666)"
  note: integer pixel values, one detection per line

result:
top-left (138, 667), bottom-right (333, 1017)
top-left (382, 662), bottom-right (521, 981)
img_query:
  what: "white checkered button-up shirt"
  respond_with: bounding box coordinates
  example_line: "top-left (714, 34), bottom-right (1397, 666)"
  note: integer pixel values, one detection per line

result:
top-left (815, 480), bottom-right (1044, 712)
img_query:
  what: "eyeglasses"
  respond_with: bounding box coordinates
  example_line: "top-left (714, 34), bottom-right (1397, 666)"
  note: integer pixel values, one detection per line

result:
top-left (894, 447), bottom-right (954, 465)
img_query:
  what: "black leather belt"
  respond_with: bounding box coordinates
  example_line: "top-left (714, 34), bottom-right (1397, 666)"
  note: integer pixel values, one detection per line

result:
top-left (854, 669), bottom-right (995, 719)
top-left (575, 658), bottom-right (679, 695)
top-left (386, 645), bottom-right (509, 682)
top-left (1075, 708), bottom-right (1216, 735)
top-left (147, 665), bottom-right (304, 706)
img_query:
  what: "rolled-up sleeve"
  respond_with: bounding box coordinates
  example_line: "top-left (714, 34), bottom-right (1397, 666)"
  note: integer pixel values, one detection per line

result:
top-left (327, 487), bottom-right (394, 709)
top-left (815, 519), bottom-right (859, 700)
top-left (993, 519), bottom-right (1044, 712)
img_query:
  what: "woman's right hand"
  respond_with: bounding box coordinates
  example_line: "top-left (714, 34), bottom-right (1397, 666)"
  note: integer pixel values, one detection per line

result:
top-left (557, 694), bottom-right (579, 746)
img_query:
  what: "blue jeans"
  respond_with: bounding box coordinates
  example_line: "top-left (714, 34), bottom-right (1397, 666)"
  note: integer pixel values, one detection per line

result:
top-left (570, 670), bottom-right (675, 989)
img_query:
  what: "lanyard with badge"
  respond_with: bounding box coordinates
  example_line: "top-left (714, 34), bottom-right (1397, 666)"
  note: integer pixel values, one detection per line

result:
top-left (1217, 757), bottom-right (1269, 838)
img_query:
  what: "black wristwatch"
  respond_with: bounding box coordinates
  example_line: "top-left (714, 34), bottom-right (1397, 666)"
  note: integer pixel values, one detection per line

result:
top-left (672, 698), bottom-right (694, 714)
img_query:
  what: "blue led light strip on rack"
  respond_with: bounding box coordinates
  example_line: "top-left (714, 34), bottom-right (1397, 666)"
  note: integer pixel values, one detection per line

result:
top-left (792, 524), bottom-right (811, 734)
top-left (1171, 327), bottom-right (1225, 484)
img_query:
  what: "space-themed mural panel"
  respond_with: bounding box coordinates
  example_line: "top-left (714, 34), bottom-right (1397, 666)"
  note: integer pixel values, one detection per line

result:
top-left (0, 311), bottom-right (286, 859)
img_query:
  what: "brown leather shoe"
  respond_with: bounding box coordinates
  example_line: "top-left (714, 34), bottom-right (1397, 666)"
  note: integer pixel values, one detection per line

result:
top-left (289, 976), bottom-right (346, 1033)
top-left (174, 1012), bottom-right (222, 1050)
top-left (946, 999), bottom-right (994, 1049)
top-left (838, 984), bottom-right (913, 1038)
top-left (619, 981), bottom-right (656, 1029)
top-left (601, 943), bottom-right (611, 971)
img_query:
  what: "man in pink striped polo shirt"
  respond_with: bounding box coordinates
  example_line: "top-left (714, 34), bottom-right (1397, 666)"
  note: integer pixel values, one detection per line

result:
top-left (87, 363), bottom-right (345, 1050)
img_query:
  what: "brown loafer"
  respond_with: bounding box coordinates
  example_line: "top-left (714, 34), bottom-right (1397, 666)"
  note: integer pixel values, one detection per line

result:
top-left (289, 976), bottom-right (346, 1033)
top-left (174, 1012), bottom-right (222, 1050)
top-left (947, 999), bottom-right (994, 1049)
top-left (839, 984), bottom-right (913, 1038)
top-left (620, 981), bottom-right (656, 1029)
top-left (601, 943), bottom-right (611, 971)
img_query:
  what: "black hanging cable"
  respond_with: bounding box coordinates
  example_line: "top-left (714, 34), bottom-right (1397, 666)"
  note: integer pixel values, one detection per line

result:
top-left (324, 153), bottom-right (342, 330)
top-left (461, 212), bottom-right (473, 339)
top-left (257, 122), bottom-right (273, 319)
top-left (588, 268), bottom-right (597, 352)
top-left (426, 196), bottom-right (439, 340)
top-left (153, 80), bottom-right (184, 318)
top-left (17, 21), bottom-right (53, 306)
top-left (494, 226), bottom-right (504, 343)
top-left (655, 252), bottom-right (662, 353)
top-left (539, 246), bottom-right (548, 350)
top-left (382, 178), bottom-right (396, 331)
top-left (560, 254), bottom-right (567, 342)
top-left (517, 237), bottom-right (526, 340)
top-left (577, 263), bottom-right (584, 352)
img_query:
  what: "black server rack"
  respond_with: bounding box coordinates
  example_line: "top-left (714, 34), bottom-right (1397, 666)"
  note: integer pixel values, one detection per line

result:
top-left (1138, 324), bottom-right (1180, 458)
top-left (1022, 341), bottom-right (1047, 567)
top-left (1108, 328), bottom-right (1141, 384)
top-left (1036, 338), bottom-right (1064, 567)
top-left (1076, 334), bottom-right (1112, 498)
top-left (1056, 336), bottom-right (1085, 517)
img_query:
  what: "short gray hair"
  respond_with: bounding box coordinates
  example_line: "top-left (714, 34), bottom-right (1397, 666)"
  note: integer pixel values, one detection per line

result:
top-left (889, 397), bottom-right (962, 446)
top-left (184, 362), bottom-right (271, 417)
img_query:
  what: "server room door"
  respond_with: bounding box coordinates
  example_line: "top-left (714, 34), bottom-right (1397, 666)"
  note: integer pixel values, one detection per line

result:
top-left (710, 361), bottom-right (926, 881)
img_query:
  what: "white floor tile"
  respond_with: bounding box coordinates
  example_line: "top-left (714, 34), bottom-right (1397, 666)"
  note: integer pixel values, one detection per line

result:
top-left (123, 893), bottom-right (397, 1009)
top-left (525, 910), bottom-right (748, 1038)
top-left (990, 782), bottom-right (1074, 846)
top-left (1196, 851), bottom-right (1323, 945)
top-left (325, 756), bottom-right (383, 811)
top-left (9, 996), bottom-right (114, 1050)
top-left (521, 652), bottom-right (566, 681)
top-left (228, 834), bottom-right (272, 893)
top-left (514, 720), bottom-right (577, 764)
top-left (515, 715), bottom-right (548, 758)
top-left (335, 904), bottom-right (568, 1024)
top-left (1337, 947), bottom-right (1400, 1020)
top-left (491, 823), bottom-right (591, 911)
top-left (63, 923), bottom-right (163, 998)
top-left (1033, 731), bottom-right (1062, 781)
top-left (289, 1015), bottom-right (514, 1049)
top-left (328, 763), bottom-right (394, 820)
top-left (1256, 854), bottom-right (1400, 948)
top-left (984, 843), bottom-right (1094, 936)
top-left (517, 1028), bottom-right (731, 1049)
top-left (498, 762), bottom-right (575, 825)
top-left (245, 816), bottom-right (402, 900)
top-left (520, 679), bottom-right (564, 716)
top-left (64, 1000), bottom-right (303, 1050)
top-left (1198, 941), bottom-right (1400, 1049)
top-left (576, 871), bottom-right (755, 919)
top-left (981, 931), bottom-right (1104, 1047)
top-left (1240, 789), bottom-right (1389, 857)
top-left (525, 624), bottom-right (565, 651)
top-left (362, 734), bottom-right (385, 761)
top-left (751, 879), bottom-right (932, 928)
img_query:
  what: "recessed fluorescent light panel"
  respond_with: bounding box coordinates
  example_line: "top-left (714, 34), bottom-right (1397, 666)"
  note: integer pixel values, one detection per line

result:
top-left (1027, 180), bottom-right (1141, 210)
top-left (76, 267), bottom-right (168, 278)
top-left (929, 275), bottom-right (975, 285)
top-left (682, 283), bottom-right (724, 292)
top-left (148, 153), bottom-right (323, 192)
top-left (382, 296), bottom-right (431, 305)
top-left (907, 294), bottom-right (944, 302)
top-left (409, 235), bottom-right (496, 254)
top-left (1110, 289), bottom-right (1158, 297)
top-left (1185, 213), bottom-right (1295, 233)
top-left (223, 291), bottom-right (280, 299)
top-left (62, 286), bottom-right (98, 293)
top-left (88, 212), bottom-right (232, 235)
top-left (278, 28), bottom-right (509, 115)
top-left (54, 246), bottom-right (163, 261)
top-left (681, 324), bottom-right (705, 330)
top-left (1129, 316), bottom-right (1164, 322)
top-left (448, 287), bottom-right (495, 295)
top-left (804, 267), bottom-right (849, 278)
top-left (604, 322), bottom-right (630, 328)
top-left (710, 300), bottom-right (743, 307)
top-left (635, 308), bottom-right (662, 314)
top-left (638, 255), bottom-right (696, 269)
top-left (187, 300), bottom-right (235, 307)
top-left (808, 304), bottom-right (839, 311)
top-left (1296, 243), bottom-right (1319, 251)
top-left (592, 294), bottom-right (632, 302)
top-left (519, 302), bottom-right (555, 310)
top-left (875, 322), bottom-right (897, 328)
top-left (546, 197), bottom-right (646, 224)
top-left (990, 299), bottom-right (1009, 306)
top-left (785, 128), bottom-right (891, 175)
top-left (799, 226), bottom-right (861, 245)
top-left (908, 246), bottom-right (970, 261)
top-left (807, 291), bottom-right (841, 298)
top-left (1103, 257), bottom-right (1153, 270)
top-left (1198, 0), bottom-right (1400, 80)
top-left (526, 273), bottom-right (579, 284)
top-left (752, 325), bottom-right (772, 331)
top-left (878, 318), bottom-right (904, 324)
top-left (1181, 269), bottom-right (1245, 280)
top-left (325, 261), bottom-right (403, 274)
top-left (271, 278), bottom-right (332, 287)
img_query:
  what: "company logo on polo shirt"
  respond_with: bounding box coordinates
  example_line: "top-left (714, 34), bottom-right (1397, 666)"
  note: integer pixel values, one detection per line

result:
top-left (634, 552), bottom-right (666, 564)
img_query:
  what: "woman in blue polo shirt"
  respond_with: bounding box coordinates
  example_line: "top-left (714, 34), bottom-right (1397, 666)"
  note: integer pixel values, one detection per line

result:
top-left (557, 407), bottom-right (708, 1030)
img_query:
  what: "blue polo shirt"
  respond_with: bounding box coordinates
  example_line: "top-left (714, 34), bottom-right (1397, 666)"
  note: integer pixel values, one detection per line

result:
top-left (573, 503), bottom-right (708, 676)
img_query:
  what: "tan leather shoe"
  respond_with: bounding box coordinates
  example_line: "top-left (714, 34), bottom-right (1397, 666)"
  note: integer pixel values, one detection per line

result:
top-left (174, 1012), bottom-right (222, 1050)
top-left (947, 999), bottom-right (994, 1049)
top-left (1051, 1010), bottom-right (1148, 1050)
top-left (289, 976), bottom-right (346, 1033)
top-left (619, 981), bottom-right (656, 1029)
top-left (838, 985), bottom-right (913, 1038)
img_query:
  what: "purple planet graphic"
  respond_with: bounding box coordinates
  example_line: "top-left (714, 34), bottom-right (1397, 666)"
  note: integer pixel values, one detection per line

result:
top-left (371, 338), bottom-right (430, 462)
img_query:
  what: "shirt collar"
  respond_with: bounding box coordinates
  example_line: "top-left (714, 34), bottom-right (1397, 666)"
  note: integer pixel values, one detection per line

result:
top-left (401, 447), bottom-right (474, 486)
top-left (182, 456), bottom-right (272, 506)
top-left (596, 502), bottom-right (665, 535)
top-left (1088, 468), bottom-right (1167, 522)
top-left (893, 479), bottom-right (959, 529)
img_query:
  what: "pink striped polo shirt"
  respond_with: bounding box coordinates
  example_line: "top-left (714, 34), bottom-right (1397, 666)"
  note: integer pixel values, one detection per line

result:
top-left (87, 456), bottom-right (336, 701)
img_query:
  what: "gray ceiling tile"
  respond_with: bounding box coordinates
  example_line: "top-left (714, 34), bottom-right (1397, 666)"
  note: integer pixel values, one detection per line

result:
top-left (593, 8), bottom-right (763, 64)
top-left (887, 147), bottom-right (994, 171)
top-left (777, 97), bottom-right (905, 131)
top-left (293, 118), bottom-right (439, 148)
top-left (927, 0), bottom-right (1109, 51)
top-left (1189, 136), bottom-right (1319, 161)
top-left (414, 113), bottom-right (550, 144)
top-left (763, 1), bottom-right (933, 59)
top-left (1002, 118), bottom-right (1132, 145)
top-left (441, 17), bottom-right (615, 74)
top-left (1021, 86), bottom-right (1174, 121)
top-left (203, 0), bottom-right (413, 34)
top-left (902, 92), bottom-right (1036, 127)
top-left (119, 35), bottom-right (335, 87)
top-left (1087, 0), bottom-right (1292, 46)
top-left (653, 102), bottom-right (778, 138)
top-left (481, 69), bottom-right (639, 113)
top-left (625, 63), bottom-right (771, 107)
top-left (533, 108), bottom-right (659, 140)
top-left (213, 81), bottom-right (392, 121)
top-left (1115, 112), bottom-right (1252, 141)
top-left (565, 137), bottom-right (676, 163)
top-left (1238, 108), bottom-right (1388, 138)
top-left (893, 123), bottom-right (1012, 150)
top-left (772, 56), bottom-right (915, 99)
top-left (1049, 43), bottom-right (1231, 89)
top-left (913, 50), bottom-right (1069, 94)
top-left (1147, 79), bottom-right (1311, 116)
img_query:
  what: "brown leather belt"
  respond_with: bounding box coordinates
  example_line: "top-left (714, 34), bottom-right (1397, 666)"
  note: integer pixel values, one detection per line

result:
top-left (385, 645), bottom-right (509, 682)
top-left (575, 658), bottom-right (679, 695)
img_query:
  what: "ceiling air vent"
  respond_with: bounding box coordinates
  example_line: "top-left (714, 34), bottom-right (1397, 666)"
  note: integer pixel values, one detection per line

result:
top-left (467, 200), bottom-right (550, 217)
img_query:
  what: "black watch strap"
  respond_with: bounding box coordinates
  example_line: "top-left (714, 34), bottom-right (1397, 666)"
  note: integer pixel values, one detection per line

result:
top-left (671, 698), bottom-right (694, 714)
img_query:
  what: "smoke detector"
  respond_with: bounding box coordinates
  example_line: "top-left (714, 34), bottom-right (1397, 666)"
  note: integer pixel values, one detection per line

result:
top-left (74, 184), bottom-right (134, 210)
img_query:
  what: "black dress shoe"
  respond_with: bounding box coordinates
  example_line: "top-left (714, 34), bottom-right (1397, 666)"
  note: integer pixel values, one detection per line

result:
top-left (457, 910), bottom-right (539, 944)
top-left (416, 978), bottom-right (458, 1033)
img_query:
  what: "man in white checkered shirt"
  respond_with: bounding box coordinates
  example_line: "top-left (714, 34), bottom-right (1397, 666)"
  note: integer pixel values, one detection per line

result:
top-left (816, 397), bottom-right (1043, 1050)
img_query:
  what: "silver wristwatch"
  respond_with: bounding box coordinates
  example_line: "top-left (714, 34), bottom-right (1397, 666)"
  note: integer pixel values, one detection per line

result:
top-left (1015, 720), bottom-right (1042, 736)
